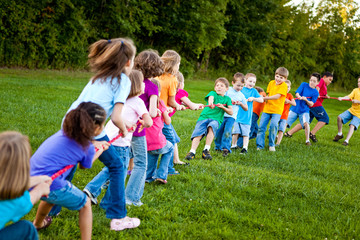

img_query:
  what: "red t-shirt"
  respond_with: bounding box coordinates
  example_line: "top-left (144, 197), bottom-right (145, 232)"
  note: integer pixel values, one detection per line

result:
top-left (312, 78), bottom-right (327, 108)
top-left (253, 92), bottom-right (266, 117)
top-left (280, 93), bottom-right (294, 120)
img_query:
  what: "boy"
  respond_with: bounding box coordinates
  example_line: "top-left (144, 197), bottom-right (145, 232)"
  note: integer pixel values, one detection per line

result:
top-left (285, 73), bottom-right (320, 145)
top-left (233, 73), bottom-right (264, 154)
top-left (276, 80), bottom-right (296, 146)
top-left (333, 77), bottom-right (360, 146)
top-left (256, 67), bottom-right (288, 151)
top-left (285, 72), bottom-right (333, 142)
top-left (215, 73), bottom-right (248, 157)
top-left (185, 78), bottom-right (233, 160)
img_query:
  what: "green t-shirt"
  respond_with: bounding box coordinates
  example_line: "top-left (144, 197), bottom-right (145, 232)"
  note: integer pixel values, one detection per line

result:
top-left (197, 91), bottom-right (233, 125)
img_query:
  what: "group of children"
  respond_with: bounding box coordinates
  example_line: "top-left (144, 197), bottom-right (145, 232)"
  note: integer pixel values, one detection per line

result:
top-left (1, 37), bottom-right (360, 240)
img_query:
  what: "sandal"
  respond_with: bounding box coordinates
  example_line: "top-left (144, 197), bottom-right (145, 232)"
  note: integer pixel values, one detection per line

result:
top-left (155, 178), bottom-right (168, 184)
top-left (174, 160), bottom-right (190, 166)
top-left (284, 132), bottom-right (292, 138)
top-left (35, 216), bottom-right (52, 231)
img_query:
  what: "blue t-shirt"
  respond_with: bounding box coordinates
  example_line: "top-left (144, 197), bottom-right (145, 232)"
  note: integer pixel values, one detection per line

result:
top-left (290, 82), bottom-right (319, 114)
top-left (0, 191), bottom-right (33, 229)
top-left (67, 73), bottom-right (131, 139)
top-left (237, 87), bottom-right (261, 125)
top-left (30, 131), bottom-right (95, 191)
top-left (224, 87), bottom-right (247, 119)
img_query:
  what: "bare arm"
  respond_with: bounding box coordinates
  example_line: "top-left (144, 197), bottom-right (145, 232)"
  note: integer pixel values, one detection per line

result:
top-left (111, 103), bottom-right (128, 137)
top-left (218, 104), bottom-right (233, 115)
top-left (162, 109), bottom-right (172, 125)
top-left (140, 113), bottom-right (153, 128)
top-left (148, 95), bottom-right (158, 118)
top-left (285, 98), bottom-right (296, 106)
top-left (181, 97), bottom-right (204, 110)
top-left (168, 96), bottom-right (186, 111)
top-left (237, 101), bottom-right (248, 111)
top-left (29, 175), bottom-right (52, 188)
top-left (29, 178), bottom-right (52, 205)
top-left (338, 96), bottom-right (351, 101)
top-left (263, 94), bottom-right (281, 101)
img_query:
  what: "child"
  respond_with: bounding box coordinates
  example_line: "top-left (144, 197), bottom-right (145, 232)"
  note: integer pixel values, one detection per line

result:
top-left (276, 80), bottom-right (296, 146)
top-left (256, 67), bottom-right (289, 151)
top-left (215, 72), bottom-right (248, 157)
top-left (83, 70), bottom-right (153, 207)
top-left (185, 77), bottom-right (233, 160)
top-left (145, 79), bottom-right (174, 183)
top-left (233, 73), bottom-right (264, 154)
top-left (285, 73), bottom-right (320, 145)
top-left (0, 132), bottom-right (51, 240)
top-left (66, 38), bottom-right (140, 230)
top-left (333, 77), bottom-right (360, 146)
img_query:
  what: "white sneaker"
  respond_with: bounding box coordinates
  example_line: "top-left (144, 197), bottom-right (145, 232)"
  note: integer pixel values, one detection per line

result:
top-left (110, 216), bottom-right (140, 231)
top-left (269, 146), bottom-right (276, 152)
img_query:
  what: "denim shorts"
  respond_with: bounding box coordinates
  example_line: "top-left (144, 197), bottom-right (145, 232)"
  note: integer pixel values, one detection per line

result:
top-left (278, 119), bottom-right (287, 132)
top-left (339, 110), bottom-right (360, 130)
top-left (310, 106), bottom-right (329, 124)
top-left (191, 119), bottom-right (219, 140)
top-left (232, 122), bottom-right (251, 137)
top-left (41, 181), bottom-right (87, 211)
top-left (287, 111), bottom-right (310, 128)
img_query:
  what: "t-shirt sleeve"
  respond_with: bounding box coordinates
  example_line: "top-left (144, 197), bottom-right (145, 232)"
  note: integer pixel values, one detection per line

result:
top-left (80, 144), bottom-right (95, 169)
top-left (114, 74), bottom-right (131, 104)
top-left (254, 89), bottom-right (261, 98)
top-left (137, 99), bottom-right (149, 118)
top-left (226, 96), bottom-right (233, 106)
top-left (177, 89), bottom-right (189, 103)
top-left (288, 93), bottom-right (294, 100)
top-left (168, 76), bottom-right (178, 97)
top-left (205, 91), bottom-right (216, 101)
top-left (348, 89), bottom-right (356, 99)
top-left (279, 83), bottom-right (288, 96)
top-left (147, 81), bottom-right (159, 98)
top-left (266, 82), bottom-right (271, 94)
top-left (296, 83), bottom-right (305, 95)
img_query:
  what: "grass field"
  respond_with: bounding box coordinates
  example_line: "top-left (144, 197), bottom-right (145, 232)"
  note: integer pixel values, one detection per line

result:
top-left (1, 68), bottom-right (359, 239)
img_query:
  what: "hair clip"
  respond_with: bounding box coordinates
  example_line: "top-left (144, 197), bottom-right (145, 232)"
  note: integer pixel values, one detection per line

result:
top-left (108, 39), bottom-right (111, 43)
top-left (121, 40), bottom-right (124, 45)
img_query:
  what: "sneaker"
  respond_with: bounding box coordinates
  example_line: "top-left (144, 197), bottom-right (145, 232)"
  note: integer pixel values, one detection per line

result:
top-left (269, 146), bottom-right (276, 152)
top-left (305, 141), bottom-right (312, 146)
top-left (230, 145), bottom-right (237, 149)
top-left (333, 134), bottom-right (343, 142)
top-left (202, 149), bottom-right (212, 160)
top-left (185, 152), bottom-right (195, 160)
top-left (342, 141), bottom-right (349, 146)
top-left (222, 149), bottom-right (230, 157)
top-left (309, 133), bottom-right (318, 142)
top-left (110, 217), bottom-right (140, 231)
top-left (83, 189), bottom-right (98, 205)
top-left (240, 148), bottom-right (248, 154)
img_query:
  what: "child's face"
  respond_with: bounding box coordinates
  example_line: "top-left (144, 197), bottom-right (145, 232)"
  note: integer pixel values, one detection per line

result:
top-left (286, 82), bottom-right (291, 93)
top-left (309, 76), bottom-right (318, 88)
top-left (275, 74), bottom-right (287, 85)
top-left (232, 81), bottom-right (244, 91)
top-left (215, 82), bottom-right (228, 96)
top-left (245, 77), bottom-right (256, 89)
top-left (323, 76), bottom-right (333, 86)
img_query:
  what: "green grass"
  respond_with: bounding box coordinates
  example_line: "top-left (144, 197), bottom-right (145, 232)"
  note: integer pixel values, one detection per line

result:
top-left (1, 68), bottom-right (359, 239)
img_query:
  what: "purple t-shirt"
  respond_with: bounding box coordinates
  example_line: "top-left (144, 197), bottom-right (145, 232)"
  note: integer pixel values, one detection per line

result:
top-left (30, 130), bottom-right (95, 191)
top-left (133, 78), bottom-right (159, 137)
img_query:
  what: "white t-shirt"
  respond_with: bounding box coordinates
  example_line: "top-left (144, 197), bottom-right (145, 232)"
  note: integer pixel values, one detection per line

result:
top-left (105, 97), bottom-right (148, 147)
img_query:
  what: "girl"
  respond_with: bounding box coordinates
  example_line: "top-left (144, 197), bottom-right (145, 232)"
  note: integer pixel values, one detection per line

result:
top-left (65, 38), bottom-right (140, 230)
top-left (83, 70), bottom-right (153, 207)
top-left (145, 79), bottom-right (174, 184)
top-left (0, 131), bottom-right (51, 240)
top-left (31, 102), bottom-right (109, 240)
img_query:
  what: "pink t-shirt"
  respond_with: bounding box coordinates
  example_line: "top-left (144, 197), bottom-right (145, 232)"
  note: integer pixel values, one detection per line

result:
top-left (105, 97), bottom-right (148, 147)
top-left (145, 100), bottom-right (167, 151)
top-left (312, 78), bottom-right (327, 108)
top-left (169, 89), bottom-right (189, 117)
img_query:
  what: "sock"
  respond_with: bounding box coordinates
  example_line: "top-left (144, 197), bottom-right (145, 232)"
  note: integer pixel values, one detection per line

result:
top-left (243, 146), bottom-right (248, 150)
top-left (344, 140), bottom-right (349, 143)
top-left (338, 132), bottom-right (342, 136)
top-left (190, 149), bottom-right (196, 154)
top-left (231, 145), bottom-right (237, 148)
top-left (204, 145), bottom-right (210, 151)
top-left (306, 140), bottom-right (310, 143)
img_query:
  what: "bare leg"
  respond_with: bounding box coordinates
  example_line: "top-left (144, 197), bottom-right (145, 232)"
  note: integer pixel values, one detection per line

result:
top-left (205, 127), bottom-right (214, 146)
top-left (242, 136), bottom-right (249, 149)
top-left (190, 136), bottom-right (202, 152)
top-left (276, 131), bottom-right (284, 145)
top-left (304, 122), bottom-right (310, 142)
top-left (288, 123), bottom-right (302, 136)
top-left (128, 158), bottom-right (134, 171)
top-left (337, 116), bottom-right (343, 133)
top-left (232, 134), bottom-right (238, 146)
top-left (344, 125), bottom-right (355, 142)
top-left (79, 199), bottom-right (92, 240)
top-left (173, 144), bottom-right (185, 164)
top-left (311, 121), bottom-right (326, 135)
top-left (33, 201), bottom-right (54, 228)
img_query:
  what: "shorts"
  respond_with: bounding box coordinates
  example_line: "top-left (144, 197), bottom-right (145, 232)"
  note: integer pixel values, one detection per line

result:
top-left (191, 119), bottom-right (219, 140)
top-left (339, 110), bottom-right (360, 130)
top-left (310, 106), bottom-right (329, 124)
top-left (41, 181), bottom-right (87, 211)
top-left (278, 119), bottom-right (287, 132)
top-left (232, 122), bottom-right (251, 137)
top-left (287, 111), bottom-right (310, 128)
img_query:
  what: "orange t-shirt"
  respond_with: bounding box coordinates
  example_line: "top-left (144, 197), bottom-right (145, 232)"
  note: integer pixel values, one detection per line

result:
top-left (280, 93), bottom-right (294, 120)
top-left (253, 92), bottom-right (266, 117)
top-left (263, 80), bottom-right (288, 115)
top-left (157, 73), bottom-right (178, 107)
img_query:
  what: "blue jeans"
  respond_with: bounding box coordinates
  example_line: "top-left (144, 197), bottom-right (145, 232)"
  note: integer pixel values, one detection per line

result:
top-left (146, 141), bottom-right (174, 182)
top-left (0, 220), bottom-right (38, 240)
top-left (237, 113), bottom-right (259, 148)
top-left (256, 113), bottom-right (281, 149)
top-left (85, 135), bottom-right (127, 219)
top-left (162, 123), bottom-right (177, 174)
top-left (215, 117), bottom-right (235, 152)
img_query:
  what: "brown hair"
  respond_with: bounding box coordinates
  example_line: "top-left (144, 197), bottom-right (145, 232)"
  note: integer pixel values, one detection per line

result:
top-left (161, 50), bottom-right (181, 75)
top-left (233, 72), bottom-right (245, 84)
top-left (88, 38), bottom-right (136, 84)
top-left (254, 86), bottom-right (264, 93)
top-left (275, 67), bottom-right (289, 78)
top-left (0, 131), bottom-right (31, 200)
top-left (215, 77), bottom-right (229, 88)
top-left (134, 50), bottom-right (164, 78)
top-left (128, 70), bottom-right (144, 99)
top-left (176, 71), bottom-right (184, 90)
top-left (63, 102), bottom-right (106, 148)
top-left (245, 73), bottom-right (256, 80)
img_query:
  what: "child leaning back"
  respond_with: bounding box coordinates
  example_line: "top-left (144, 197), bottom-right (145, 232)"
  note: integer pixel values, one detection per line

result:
top-left (185, 78), bottom-right (233, 160)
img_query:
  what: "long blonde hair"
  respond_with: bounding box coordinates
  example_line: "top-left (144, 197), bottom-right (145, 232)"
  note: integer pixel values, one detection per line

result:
top-left (0, 131), bottom-right (31, 200)
top-left (161, 50), bottom-right (181, 75)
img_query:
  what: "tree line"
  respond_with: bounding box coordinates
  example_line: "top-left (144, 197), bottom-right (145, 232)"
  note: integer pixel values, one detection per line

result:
top-left (1, 0), bottom-right (359, 88)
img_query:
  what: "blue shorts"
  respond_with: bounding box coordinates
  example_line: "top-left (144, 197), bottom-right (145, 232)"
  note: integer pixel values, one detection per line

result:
top-left (41, 182), bottom-right (87, 211)
top-left (191, 119), bottom-right (219, 140)
top-left (339, 110), bottom-right (360, 130)
top-left (287, 111), bottom-right (310, 128)
top-left (310, 106), bottom-right (329, 124)
top-left (278, 119), bottom-right (287, 132)
top-left (232, 122), bottom-right (251, 137)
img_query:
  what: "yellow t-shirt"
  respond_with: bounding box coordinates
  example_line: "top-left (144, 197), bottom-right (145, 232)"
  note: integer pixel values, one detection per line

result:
top-left (348, 88), bottom-right (360, 118)
top-left (263, 80), bottom-right (288, 115)
top-left (157, 73), bottom-right (178, 107)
